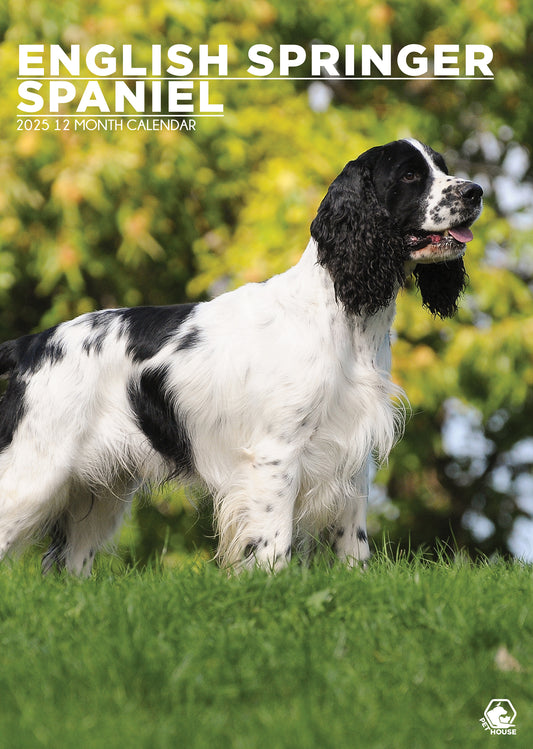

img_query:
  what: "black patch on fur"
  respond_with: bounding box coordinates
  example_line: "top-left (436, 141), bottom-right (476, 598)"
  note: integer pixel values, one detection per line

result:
top-left (0, 340), bottom-right (17, 375)
top-left (176, 327), bottom-right (201, 352)
top-left (81, 311), bottom-right (115, 354)
top-left (356, 527), bottom-right (368, 543)
top-left (10, 326), bottom-right (65, 374)
top-left (0, 328), bottom-right (66, 452)
top-left (120, 304), bottom-right (198, 363)
top-left (88, 310), bottom-right (115, 330)
top-left (82, 332), bottom-right (107, 355)
top-left (41, 519), bottom-right (67, 575)
top-left (0, 376), bottom-right (26, 453)
top-left (127, 364), bottom-right (194, 475)
top-left (244, 541), bottom-right (260, 559)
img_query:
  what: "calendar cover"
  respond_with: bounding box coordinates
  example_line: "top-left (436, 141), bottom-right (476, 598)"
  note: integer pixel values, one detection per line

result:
top-left (1, 1), bottom-right (532, 746)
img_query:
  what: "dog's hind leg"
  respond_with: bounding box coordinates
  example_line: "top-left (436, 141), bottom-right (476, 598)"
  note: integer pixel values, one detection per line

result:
top-left (0, 385), bottom-right (89, 563)
top-left (46, 482), bottom-right (135, 576)
top-left (0, 458), bottom-right (72, 563)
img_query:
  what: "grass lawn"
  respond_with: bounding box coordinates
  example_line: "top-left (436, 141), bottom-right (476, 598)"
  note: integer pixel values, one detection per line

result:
top-left (0, 551), bottom-right (532, 748)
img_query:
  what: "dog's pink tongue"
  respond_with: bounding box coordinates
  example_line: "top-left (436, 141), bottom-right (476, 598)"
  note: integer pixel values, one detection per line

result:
top-left (449, 226), bottom-right (473, 243)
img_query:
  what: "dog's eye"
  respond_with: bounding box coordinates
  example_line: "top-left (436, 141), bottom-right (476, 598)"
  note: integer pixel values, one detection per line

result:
top-left (402, 171), bottom-right (421, 183)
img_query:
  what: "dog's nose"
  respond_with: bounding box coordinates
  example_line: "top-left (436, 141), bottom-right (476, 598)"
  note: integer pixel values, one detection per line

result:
top-left (459, 181), bottom-right (483, 205)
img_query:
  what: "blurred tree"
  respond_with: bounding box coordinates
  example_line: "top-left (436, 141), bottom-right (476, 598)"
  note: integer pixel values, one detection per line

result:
top-left (1, 0), bottom-right (532, 562)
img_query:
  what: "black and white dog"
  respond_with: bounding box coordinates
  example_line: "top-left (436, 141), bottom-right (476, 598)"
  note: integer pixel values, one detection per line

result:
top-left (0, 139), bottom-right (482, 574)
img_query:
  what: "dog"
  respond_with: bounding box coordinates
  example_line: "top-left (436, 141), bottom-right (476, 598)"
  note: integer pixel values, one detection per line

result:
top-left (0, 138), bottom-right (483, 574)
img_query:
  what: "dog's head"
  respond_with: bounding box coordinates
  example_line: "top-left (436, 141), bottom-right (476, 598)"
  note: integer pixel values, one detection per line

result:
top-left (310, 138), bottom-right (483, 317)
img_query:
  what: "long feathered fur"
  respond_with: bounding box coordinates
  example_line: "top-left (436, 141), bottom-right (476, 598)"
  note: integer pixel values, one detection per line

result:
top-left (414, 260), bottom-right (468, 318)
top-left (311, 158), bottom-right (408, 316)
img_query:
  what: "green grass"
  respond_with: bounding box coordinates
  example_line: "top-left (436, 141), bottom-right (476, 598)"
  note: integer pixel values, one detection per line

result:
top-left (0, 552), bottom-right (532, 748)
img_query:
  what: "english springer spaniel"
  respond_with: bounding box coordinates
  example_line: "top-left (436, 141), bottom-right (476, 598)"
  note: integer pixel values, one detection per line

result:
top-left (0, 139), bottom-right (482, 574)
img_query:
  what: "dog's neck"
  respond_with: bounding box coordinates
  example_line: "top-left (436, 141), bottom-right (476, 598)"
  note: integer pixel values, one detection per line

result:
top-left (283, 239), bottom-right (397, 360)
top-left (296, 237), bottom-right (398, 310)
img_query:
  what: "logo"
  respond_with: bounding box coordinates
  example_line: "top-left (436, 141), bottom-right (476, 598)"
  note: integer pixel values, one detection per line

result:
top-left (480, 699), bottom-right (517, 735)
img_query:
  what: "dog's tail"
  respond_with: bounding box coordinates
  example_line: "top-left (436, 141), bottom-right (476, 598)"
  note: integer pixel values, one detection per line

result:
top-left (0, 340), bottom-right (17, 377)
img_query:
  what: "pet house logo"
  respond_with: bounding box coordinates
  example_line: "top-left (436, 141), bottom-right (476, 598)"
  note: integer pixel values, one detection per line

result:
top-left (480, 699), bottom-right (517, 735)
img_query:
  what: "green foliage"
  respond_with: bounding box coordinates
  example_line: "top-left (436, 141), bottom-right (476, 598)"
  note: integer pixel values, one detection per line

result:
top-left (1, 0), bottom-right (533, 558)
top-left (0, 557), bottom-right (532, 747)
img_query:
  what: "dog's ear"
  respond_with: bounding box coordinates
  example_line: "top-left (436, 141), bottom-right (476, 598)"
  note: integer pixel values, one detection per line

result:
top-left (310, 156), bottom-right (406, 316)
top-left (413, 260), bottom-right (468, 318)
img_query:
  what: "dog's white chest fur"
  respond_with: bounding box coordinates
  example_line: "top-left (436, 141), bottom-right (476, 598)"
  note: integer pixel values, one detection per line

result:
top-left (176, 241), bottom-right (400, 536)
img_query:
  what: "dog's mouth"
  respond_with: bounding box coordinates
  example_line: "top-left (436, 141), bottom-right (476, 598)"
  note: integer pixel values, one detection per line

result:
top-left (406, 225), bottom-right (473, 263)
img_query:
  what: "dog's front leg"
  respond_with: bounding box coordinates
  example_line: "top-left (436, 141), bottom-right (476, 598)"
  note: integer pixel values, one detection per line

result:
top-left (213, 441), bottom-right (300, 572)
